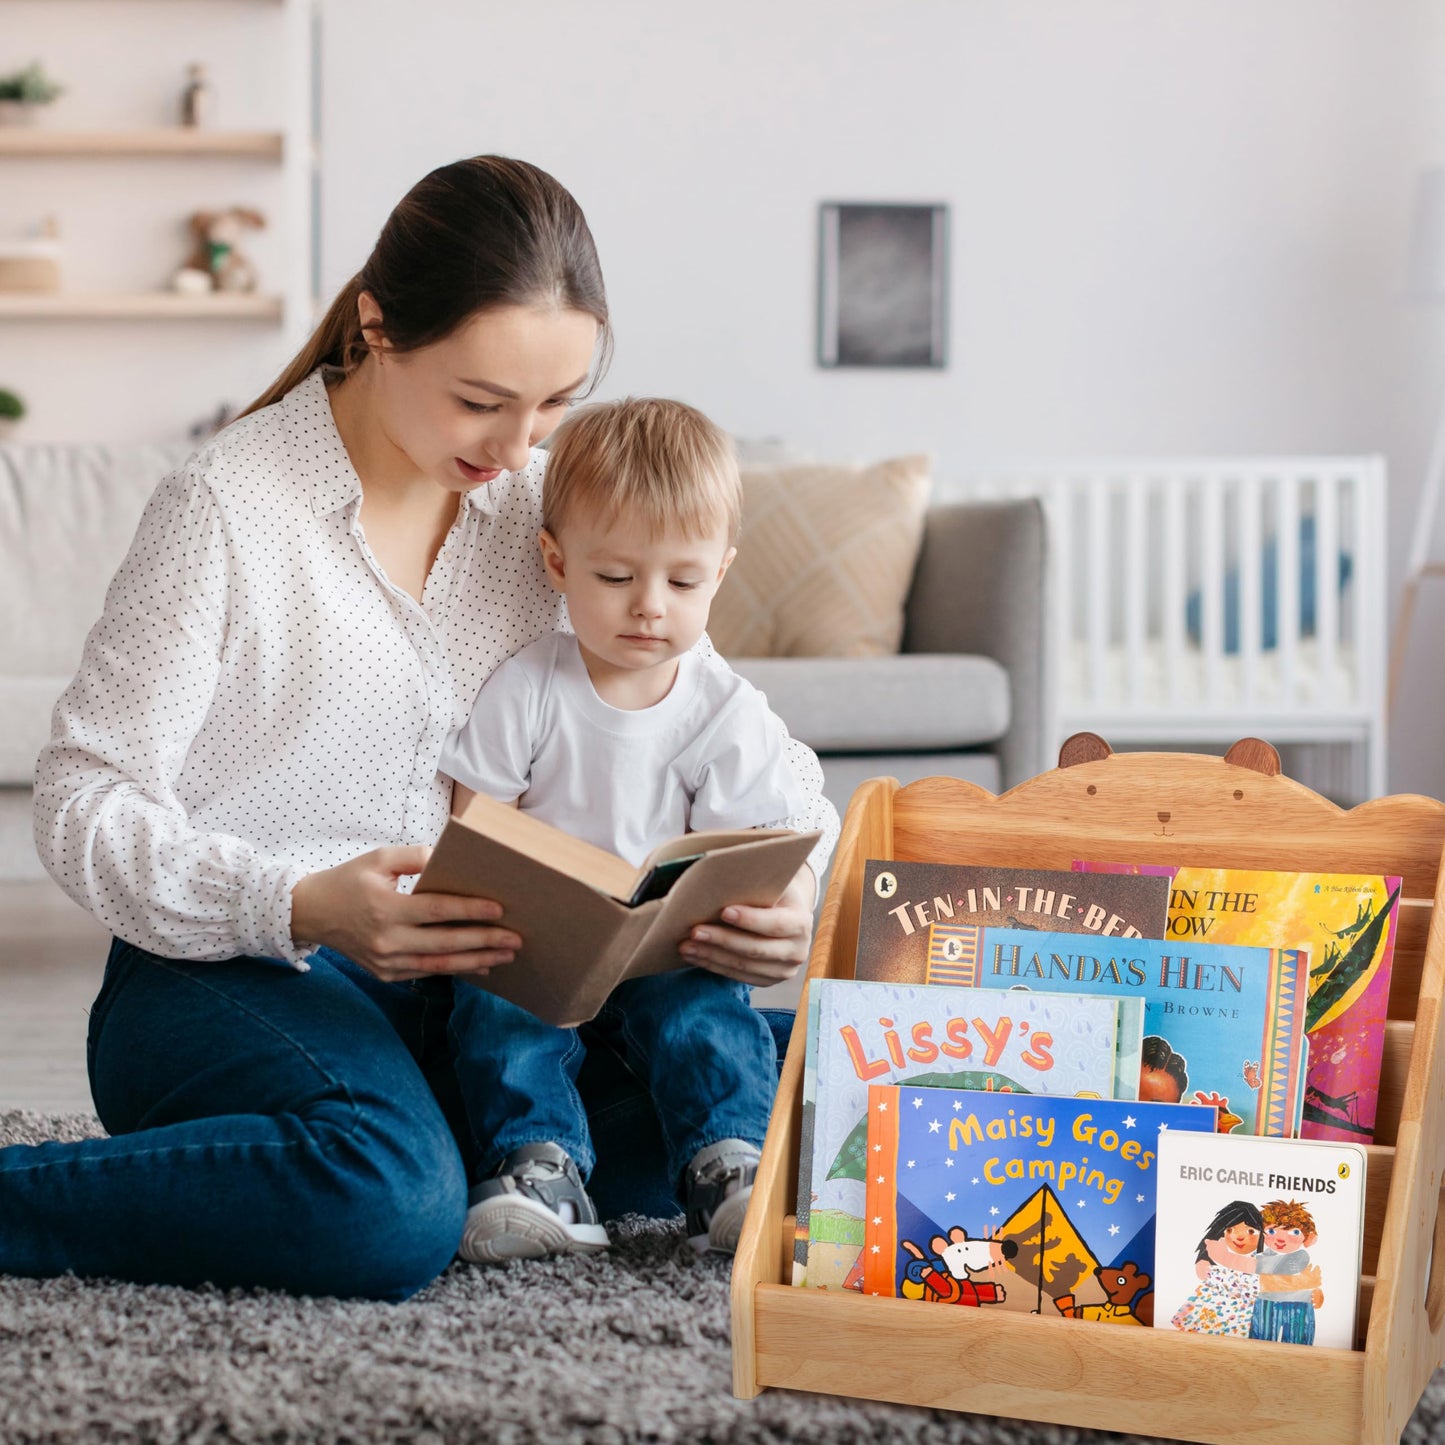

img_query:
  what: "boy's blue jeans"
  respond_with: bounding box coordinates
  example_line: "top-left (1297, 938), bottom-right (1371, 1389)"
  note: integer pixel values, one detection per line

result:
top-left (0, 939), bottom-right (790, 1300)
top-left (449, 967), bottom-right (778, 1193)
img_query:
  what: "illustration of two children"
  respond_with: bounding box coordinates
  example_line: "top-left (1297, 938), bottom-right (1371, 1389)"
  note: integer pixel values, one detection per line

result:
top-left (1170, 1198), bottom-right (1324, 1344)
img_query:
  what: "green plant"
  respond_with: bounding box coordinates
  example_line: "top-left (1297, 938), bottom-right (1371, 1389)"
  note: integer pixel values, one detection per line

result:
top-left (0, 62), bottom-right (63, 105)
top-left (0, 390), bottom-right (25, 421)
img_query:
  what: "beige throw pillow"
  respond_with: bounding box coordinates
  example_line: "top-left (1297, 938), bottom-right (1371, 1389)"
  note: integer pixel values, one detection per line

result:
top-left (708, 454), bottom-right (931, 658)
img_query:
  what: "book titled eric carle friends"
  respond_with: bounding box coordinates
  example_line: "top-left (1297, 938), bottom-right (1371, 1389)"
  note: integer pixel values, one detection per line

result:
top-left (862, 1084), bottom-right (1217, 1322)
top-left (1075, 862), bottom-right (1401, 1145)
top-left (924, 926), bottom-right (1310, 1139)
top-left (801, 978), bottom-right (1136, 1291)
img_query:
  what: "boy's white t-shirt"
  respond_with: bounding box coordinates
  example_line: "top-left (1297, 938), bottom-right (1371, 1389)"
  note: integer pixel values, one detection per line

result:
top-left (438, 631), bottom-right (807, 867)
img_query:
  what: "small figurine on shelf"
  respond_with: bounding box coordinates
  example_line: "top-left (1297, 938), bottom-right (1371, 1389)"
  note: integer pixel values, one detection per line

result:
top-left (179, 63), bottom-right (213, 128)
top-left (0, 388), bottom-right (25, 441)
top-left (0, 61), bottom-right (63, 125)
top-left (0, 215), bottom-right (62, 293)
top-left (171, 207), bottom-right (266, 294)
top-left (188, 401), bottom-right (236, 442)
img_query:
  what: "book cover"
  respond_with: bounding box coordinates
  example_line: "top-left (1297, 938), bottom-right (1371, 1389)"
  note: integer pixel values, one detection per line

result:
top-left (862, 1084), bottom-right (1217, 1321)
top-left (1076, 862), bottom-right (1401, 1145)
top-left (803, 978), bottom-right (1135, 1290)
top-left (855, 861), bottom-right (1170, 986)
top-left (417, 791), bottom-right (819, 1027)
top-left (1153, 1129), bottom-right (1367, 1348)
top-left (926, 925), bottom-right (1310, 1138)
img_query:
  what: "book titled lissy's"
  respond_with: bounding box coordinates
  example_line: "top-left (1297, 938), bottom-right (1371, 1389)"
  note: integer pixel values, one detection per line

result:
top-left (862, 1084), bottom-right (1216, 1321)
top-left (802, 977), bottom-right (1133, 1291)
top-left (925, 925), bottom-right (1310, 1137)
top-left (855, 861), bottom-right (1170, 985)
top-left (415, 792), bottom-right (818, 1027)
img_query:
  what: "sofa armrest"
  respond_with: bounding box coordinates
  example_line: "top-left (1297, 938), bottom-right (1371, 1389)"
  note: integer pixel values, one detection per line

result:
top-left (901, 497), bottom-right (1050, 791)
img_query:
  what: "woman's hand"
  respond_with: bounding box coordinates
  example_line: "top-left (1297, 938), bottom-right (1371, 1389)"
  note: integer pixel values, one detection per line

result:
top-left (679, 862), bottom-right (818, 987)
top-left (290, 845), bottom-right (520, 983)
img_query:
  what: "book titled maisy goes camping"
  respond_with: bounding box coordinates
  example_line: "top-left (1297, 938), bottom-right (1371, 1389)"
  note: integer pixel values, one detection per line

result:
top-left (1153, 1129), bottom-right (1367, 1349)
top-left (1075, 862), bottom-right (1401, 1144)
top-left (862, 1085), bottom-right (1217, 1322)
top-left (800, 978), bottom-right (1137, 1291)
top-left (925, 926), bottom-right (1310, 1138)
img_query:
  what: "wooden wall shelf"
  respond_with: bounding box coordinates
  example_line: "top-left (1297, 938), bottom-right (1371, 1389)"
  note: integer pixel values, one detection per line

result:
top-left (0, 293), bottom-right (283, 320)
top-left (0, 130), bottom-right (284, 158)
top-left (733, 740), bottom-right (1445, 1445)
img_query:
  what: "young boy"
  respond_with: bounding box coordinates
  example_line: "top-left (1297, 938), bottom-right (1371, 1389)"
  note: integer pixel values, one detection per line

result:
top-left (438, 397), bottom-right (815, 1265)
top-left (1249, 1198), bottom-right (1324, 1344)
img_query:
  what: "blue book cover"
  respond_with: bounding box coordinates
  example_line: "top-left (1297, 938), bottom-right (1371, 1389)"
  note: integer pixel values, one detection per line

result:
top-left (863, 1084), bottom-right (1217, 1322)
top-left (925, 924), bottom-right (1310, 1138)
top-left (804, 977), bottom-right (1136, 1290)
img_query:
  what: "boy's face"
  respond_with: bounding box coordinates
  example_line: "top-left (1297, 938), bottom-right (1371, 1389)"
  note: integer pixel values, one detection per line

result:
top-left (540, 507), bottom-right (736, 684)
top-left (1264, 1225), bottom-right (1313, 1253)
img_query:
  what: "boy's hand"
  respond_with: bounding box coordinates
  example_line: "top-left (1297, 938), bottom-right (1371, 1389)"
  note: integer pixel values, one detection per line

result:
top-left (291, 846), bottom-right (521, 983)
top-left (678, 863), bottom-right (817, 986)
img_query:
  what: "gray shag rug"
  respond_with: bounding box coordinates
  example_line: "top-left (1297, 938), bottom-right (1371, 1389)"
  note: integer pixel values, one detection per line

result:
top-left (2, 1112), bottom-right (1442, 1445)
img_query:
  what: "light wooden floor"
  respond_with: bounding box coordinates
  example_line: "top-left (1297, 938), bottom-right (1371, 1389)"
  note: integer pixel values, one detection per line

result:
top-left (0, 880), bottom-right (108, 1112)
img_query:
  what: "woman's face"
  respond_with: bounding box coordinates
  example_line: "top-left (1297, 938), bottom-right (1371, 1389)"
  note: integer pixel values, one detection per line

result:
top-left (368, 300), bottom-right (600, 493)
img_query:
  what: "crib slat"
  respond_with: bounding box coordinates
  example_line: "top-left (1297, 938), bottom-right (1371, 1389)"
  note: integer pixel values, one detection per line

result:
top-left (1276, 475), bottom-right (1301, 705)
top-left (1316, 469), bottom-right (1340, 695)
top-left (1162, 477), bottom-right (1185, 709)
top-left (1238, 474), bottom-right (1263, 708)
top-left (1123, 476), bottom-right (1146, 707)
top-left (1199, 476), bottom-right (1225, 705)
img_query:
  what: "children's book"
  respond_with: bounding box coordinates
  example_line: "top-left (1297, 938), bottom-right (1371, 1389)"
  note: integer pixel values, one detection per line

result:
top-left (855, 861), bottom-right (1170, 985)
top-left (862, 1084), bottom-right (1217, 1321)
top-left (925, 925), bottom-right (1311, 1138)
top-left (801, 977), bottom-right (1137, 1290)
top-left (1075, 862), bottom-right (1401, 1145)
top-left (1153, 1129), bottom-right (1367, 1349)
top-left (416, 791), bottom-right (819, 1027)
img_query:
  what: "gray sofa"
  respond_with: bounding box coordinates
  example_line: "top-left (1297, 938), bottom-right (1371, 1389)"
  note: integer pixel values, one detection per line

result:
top-left (731, 496), bottom-right (1049, 815)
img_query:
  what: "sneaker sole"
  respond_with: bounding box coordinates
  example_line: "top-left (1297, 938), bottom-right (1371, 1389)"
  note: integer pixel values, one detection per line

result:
top-left (688, 1184), bottom-right (753, 1255)
top-left (459, 1194), bottom-right (610, 1264)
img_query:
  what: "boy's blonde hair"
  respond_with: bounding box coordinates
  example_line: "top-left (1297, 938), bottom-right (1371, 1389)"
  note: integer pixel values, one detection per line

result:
top-left (542, 398), bottom-right (742, 543)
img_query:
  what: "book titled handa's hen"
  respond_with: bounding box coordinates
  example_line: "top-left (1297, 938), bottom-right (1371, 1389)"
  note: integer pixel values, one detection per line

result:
top-left (924, 926), bottom-right (1310, 1138)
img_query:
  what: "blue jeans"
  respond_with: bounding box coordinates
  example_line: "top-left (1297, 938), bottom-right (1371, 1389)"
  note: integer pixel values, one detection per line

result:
top-left (0, 940), bottom-right (791, 1300)
top-left (450, 967), bottom-right (778, 1195)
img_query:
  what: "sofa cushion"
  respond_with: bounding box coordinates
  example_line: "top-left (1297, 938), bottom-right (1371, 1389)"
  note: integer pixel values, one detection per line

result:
top-left (0, 441), bottom-right (190, 786)
top-left (730, 654), bottom-right (1010, 753)
top-left (707, 454), bottom-right (931, 658)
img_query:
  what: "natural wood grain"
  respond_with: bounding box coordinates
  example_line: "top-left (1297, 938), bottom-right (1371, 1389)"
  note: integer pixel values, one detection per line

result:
top-left (732, 748), bottom-right (1445, 1442)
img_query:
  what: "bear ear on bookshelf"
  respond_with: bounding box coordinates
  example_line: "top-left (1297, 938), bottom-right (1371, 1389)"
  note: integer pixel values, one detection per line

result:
top-left (1059, 732), bottom-right (1113, 768)
top-left (1223, 737), bottom-right (1281, 777)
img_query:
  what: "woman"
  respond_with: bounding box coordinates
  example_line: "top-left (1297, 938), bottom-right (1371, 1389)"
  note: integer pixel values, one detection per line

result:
top-left (7, 156), bottom-right (837, 1301)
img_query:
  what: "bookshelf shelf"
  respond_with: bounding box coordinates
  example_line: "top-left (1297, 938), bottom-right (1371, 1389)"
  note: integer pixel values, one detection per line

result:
top-left (0, 292), bottom-right (283, 320)
top-left (733, 740), bottom-right (1445, 1445)
top-left (0, 129), bottom-right (284, 158)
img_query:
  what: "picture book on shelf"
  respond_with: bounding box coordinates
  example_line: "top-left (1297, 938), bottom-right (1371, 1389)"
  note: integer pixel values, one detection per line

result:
top-left (800, 977), bottom-right (1139, 1291)
top-left (855, 861), bottom-right (1170, 985)
top-left (1075, 861), bottom-right (1401, 1145)
top-left (1153, 1129), bottom-right (1367, 1349)
top-left (862, 1084), bottom-right (1217, 1321)
top-left (416, 791), bottom-right (819, 1027)
top-left (924, 925), bottom-right (1310, 1138)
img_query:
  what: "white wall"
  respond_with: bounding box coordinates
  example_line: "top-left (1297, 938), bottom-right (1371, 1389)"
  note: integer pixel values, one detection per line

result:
top-left (316, 0), bottom-right (1445, 798)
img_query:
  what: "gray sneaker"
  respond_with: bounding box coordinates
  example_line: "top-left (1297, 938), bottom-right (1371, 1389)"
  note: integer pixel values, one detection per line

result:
top-left (459, 1143), bottom-right (610, 1264)
top-left (684, 1138), bottom-right (762, 1254)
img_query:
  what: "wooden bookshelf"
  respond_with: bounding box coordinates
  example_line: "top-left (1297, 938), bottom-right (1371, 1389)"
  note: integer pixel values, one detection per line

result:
top-left (0, 130), bottom-right (284, 158)
top-left (0, 292), bottom-right (283, 320)
top-left (733, 736), bottom-right (1445, 1445)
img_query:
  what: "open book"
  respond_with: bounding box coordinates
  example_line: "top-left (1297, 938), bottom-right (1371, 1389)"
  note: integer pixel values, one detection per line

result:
top-left (416, 792), bottom-right (821, 1027)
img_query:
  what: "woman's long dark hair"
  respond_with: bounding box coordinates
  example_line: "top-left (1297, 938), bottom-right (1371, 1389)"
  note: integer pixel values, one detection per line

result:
top-left (1194, 1199), bottom-right (1264, 1264)
top-left (242, 155), bottom-right (610, 417)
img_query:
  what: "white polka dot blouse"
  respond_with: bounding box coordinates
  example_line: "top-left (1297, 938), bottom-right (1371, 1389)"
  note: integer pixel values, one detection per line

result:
top-left (33, 370), bottom-right (839, 966)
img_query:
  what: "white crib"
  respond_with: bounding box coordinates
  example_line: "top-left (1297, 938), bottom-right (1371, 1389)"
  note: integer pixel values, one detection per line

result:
top-left (955, 457), bottom-right (1389, 802)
